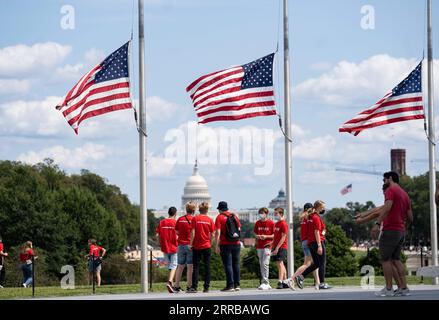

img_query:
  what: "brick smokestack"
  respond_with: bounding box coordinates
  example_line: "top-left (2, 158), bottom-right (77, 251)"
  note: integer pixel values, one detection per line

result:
top-left (391, 149), bottom-right (406, 176)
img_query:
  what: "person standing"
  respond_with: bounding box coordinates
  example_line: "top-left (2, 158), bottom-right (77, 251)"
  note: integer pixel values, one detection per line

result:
top-left (156, 206), bottom-right (178, 293)
top-left (174, 202), bottom-right (196, 292)
top-left (253, 207), bottom-right (275, 290)
top-left (86, 239), bottom-right (106, 287)
top-left (271, 207), bottom-right (289, 289)
top-left (215, 201), bottom-right (242, 292)
top-left (0, 236), bottom-right (8, 288)
top-left (294, 201), bottom-right (331, 290)
top-left (20, 241), bottom-right (36, 288)
top-left (289, 203), bottom-right (320, 290)
top-left (187, 202), bottom-right (215, 293)
top-left (367, 171), bottom-right (412, 297)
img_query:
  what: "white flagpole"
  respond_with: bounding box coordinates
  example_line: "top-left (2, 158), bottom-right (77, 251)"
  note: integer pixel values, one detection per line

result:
top-left (283, 0), bottom-right (295, 277)
top-left (138, 0), bottom-right (148, 293)
top-left (427, 0), bottom-right (438, 285)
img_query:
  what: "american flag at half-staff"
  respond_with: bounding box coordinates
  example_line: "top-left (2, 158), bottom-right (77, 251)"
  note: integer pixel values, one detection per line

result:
top-left (186, 53), bottom-right (277, 124)
top-left (340, 183), bottom-right (352, 195)
top-left (339, 61), bottom-right (424, 136)
top-left (56, 42), bottom-right (133, 134)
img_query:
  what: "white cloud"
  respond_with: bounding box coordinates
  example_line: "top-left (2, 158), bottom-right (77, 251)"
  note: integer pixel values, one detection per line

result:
top-left (148, 153), bottom-right (177, 177)
top-left (292, 134), bottom-right (337, 160)
top-left (294, 54), bottom-right (422, 107)
top-left (0, 79), bottom-right (30, 95)
top-left (0, 42), bottom-right (71, 77)
top-left (145, 96), bottom-right (180, 122)
top-left (84, 48), bottom-right (105, 65)
top-left (309, 62), bottom-right (333, 71)
top-left (17, 143), bottom-right (109, 169)
top-left (55, 63), bottom-right (84, 82)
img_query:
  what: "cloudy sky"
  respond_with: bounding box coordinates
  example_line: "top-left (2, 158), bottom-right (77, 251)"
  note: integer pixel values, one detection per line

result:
top-left (1, 0), bottom-right (439, 212)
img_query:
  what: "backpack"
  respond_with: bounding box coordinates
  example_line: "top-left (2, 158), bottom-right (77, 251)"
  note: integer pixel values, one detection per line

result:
top-left (222, 213), bottom-right (241, 242)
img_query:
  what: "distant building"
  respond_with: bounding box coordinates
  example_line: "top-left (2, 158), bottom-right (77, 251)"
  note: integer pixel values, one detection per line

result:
top-left (181, 161), bottom-right (211, 210)
top-left (391, 149), bottom-right (406, 176)
top-left (269, 189), bottom-right (287, 210)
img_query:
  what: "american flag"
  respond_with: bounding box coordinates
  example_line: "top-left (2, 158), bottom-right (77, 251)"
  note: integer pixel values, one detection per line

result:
top-left (56, 42), bottom-right (133, 134)
top-left (340, 183), bottom-right (352, 195)
top-left (186, 53), bottom-right (277, 124)
top-left (339, 61), bottom-right (424, 136)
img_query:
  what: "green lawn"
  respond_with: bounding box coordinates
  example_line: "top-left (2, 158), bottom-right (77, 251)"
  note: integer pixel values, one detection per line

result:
top-left (0, 276), bottom-right (432, 299)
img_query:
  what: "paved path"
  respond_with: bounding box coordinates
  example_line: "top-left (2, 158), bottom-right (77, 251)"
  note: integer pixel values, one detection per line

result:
top-left (37, 284), bottom-right (439, 300)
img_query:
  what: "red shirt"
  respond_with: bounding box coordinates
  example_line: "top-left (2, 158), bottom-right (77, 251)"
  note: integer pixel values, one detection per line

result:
top-left (307, 214), bottom-right (325, 244)
top-left (300, 217), bottom-right (309, 241)
top-left (192, 214), bottom-right (215, 250)
top-left (253, 219), bottom-right (275, 249)
top-left (19, 248), bottom-right (34, 263)
top-left (89, 244), bottom-right (103, 257)
top-left (215, 212), bottom-right (241, 245)
top-left (383, 184), bottom-right (411, 231)
top-left (156, 218), bottom-right (178, 254)
top-left (0, 243), bottom-right (4, 265)
top-left (273, 219), bottom-right (288, 250)
top-left (176, 214), bottom-right (194, 245)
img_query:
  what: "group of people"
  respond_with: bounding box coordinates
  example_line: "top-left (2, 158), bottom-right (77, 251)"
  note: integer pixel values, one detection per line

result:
top-left (0, 237), bottom-right (106, 289)
top-left (0, 239), bottom-right (37, 288)
top-left (155, 199), bottom-right (332, 293)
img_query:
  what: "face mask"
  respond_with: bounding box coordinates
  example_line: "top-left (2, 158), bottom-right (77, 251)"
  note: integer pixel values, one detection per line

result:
top-left (320, 210), bottom-right (326, 215)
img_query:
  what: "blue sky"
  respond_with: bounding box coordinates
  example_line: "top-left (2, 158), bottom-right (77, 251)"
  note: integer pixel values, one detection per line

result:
top-left (1, 0), bottom-right (438, 212)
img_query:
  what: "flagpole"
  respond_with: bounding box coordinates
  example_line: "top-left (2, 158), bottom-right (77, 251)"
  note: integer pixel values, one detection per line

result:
top-left (138, 0), bottom-right (148, 293)
top-left (427, 0), bottom-right (438, 285)
top-left (283, 0), bottom-right (295, 278)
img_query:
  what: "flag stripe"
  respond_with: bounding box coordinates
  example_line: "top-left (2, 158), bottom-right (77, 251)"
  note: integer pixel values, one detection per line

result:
top-left (196, 95), bottom-right (275, 115)
top-left (344, 104), bottom-right (424, 125)
top-left (199, 110), bottom-right (277, 124)
top-left (191, 69), bottom-right (243, 100)
top-left (76, 102), bottom-right (132, 128)
top-left (197, 100), bottom-right (275, 117)
top-left (197, 106), bottom-right (277, 122)
top-left (192, 77), bottom-right (243, 104)
top-left (186, 66), bottom-right (241, 95)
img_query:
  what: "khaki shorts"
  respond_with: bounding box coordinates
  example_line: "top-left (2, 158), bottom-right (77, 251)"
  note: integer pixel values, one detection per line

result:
top-left (379, 230), bottom-right (404, 261)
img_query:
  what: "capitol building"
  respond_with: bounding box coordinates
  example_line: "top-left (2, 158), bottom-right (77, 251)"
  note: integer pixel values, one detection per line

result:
top-left (151, 163), bottom-right (300, 222)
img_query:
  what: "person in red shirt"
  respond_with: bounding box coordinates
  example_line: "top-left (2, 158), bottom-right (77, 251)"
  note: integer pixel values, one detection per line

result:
top-left (0, 235), bottom-right (8, 288)
top-left (86, 239), bottom-right (106, 287)
top-left (271, 207), bottom-right (289, 289)
top-left (293, 201), bottom-right (331, 290)
top-left (253, 207), bottom-right (275, 290)
top-left (174, 202), bottom-right (196, 292)
top-left (288, 203), bottom-right (320, 290)
top-left (19, 241), bottom-right (37, 288)
top-left (156, 206), bottom-right (178, 293)
top-left (361, 172), bottom-right (413, 297)
top-left (214, 201), bottom-right (242, 292)
top-left (187, 202), bottom-right (215, 293)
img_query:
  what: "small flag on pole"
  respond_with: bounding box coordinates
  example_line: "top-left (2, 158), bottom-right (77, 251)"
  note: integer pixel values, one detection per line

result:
top-left (186, 53), bottom-right (277, 124)
top-left (339, 61), bottom-right (424, 136)
top-left (340, 183), bottom-right (353, 195)
top-left (56, 42), bottom-right (133, 134)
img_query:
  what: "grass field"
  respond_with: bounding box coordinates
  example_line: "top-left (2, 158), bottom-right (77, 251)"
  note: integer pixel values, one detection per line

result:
top-left (0, 276), bottom-right (432, 299)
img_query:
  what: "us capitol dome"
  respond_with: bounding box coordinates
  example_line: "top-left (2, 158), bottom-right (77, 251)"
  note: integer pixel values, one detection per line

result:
top-left (181, 161), bottom-right (211, 210)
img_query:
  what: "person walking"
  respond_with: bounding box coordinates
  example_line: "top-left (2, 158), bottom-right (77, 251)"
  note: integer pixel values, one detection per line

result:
top-left (254, 207), bottom-right (275, 290)
top-left (86, 239), bottom-right (106, 287)
top-left (174, 202), bottom-right (196, 292)
top-left (288, 203), bottom-right (320, 290)
top-left (0, 236), bottom-right (8, 288)
top-left (156, 206), bottom-right (178, 293)
top-left (187, 202), bottom-right (215, 293)
top-left (271, 207), bottom-right (289, 289)
top-left (215, 201), bottom-right (242, 292)
top-left (294, 201), bottom-right (331, 290)
top-left (358, 171), bottom-right (413, 297)
top-left (19, 241), bottom-right (36, 288)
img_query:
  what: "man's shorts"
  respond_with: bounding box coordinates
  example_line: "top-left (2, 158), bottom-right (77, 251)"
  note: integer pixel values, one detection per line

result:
top-left (87, 259), bottom-right (102, 272)
top-left (379, 230), bottom-right (405, 261)
top-left (301, 240), bottom-right (311, 257)
top-left (177, 245), bottom-right (193, 265)
top-left (271, 248), bottom-right (287, 262)
top-left (164, 253), bottom-right (178, 270)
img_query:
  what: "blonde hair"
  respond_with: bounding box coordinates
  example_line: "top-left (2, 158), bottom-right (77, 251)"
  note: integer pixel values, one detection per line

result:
top-left (186, 202), bottom-right (196, 214)
top-left (199, 202), bottom-right (209, 214)
top-left (313, 200), bottom-right (325, 211)
top-left (299, 208), bottom-right (313, 220)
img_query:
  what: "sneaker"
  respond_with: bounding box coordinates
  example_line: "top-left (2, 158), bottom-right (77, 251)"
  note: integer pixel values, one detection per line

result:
top-left (173, 286), bottom-right (183, 293)
top-left (22, 283), bottom-right (27, 288)
top-left (203, 288), bottom-right (209, 293)
top-left (166, 281), bottom-right (175, 293)
top-left (220, 287), bottom-right (235, 292)
top-left (276, 281), bottom-right (283, 289)
top-left (394, 287), bottom-right (411, 296)
top-left (0, 285), bottom-right (4, 289)
top-left (234, 286), bottom-right (240, 291)
top-left (186, 287), bottom-right (197, 293)
top-left (286, 279), bottom-right (296, 291)
top-left (258, 283), bottom-right (271, 290)
top-left (294, 276), bottom-right (304, 289)
top-left (314, 284), bottom-right (320, 291)
top-left (375, 287), bottom-right (394, 297)
top-left (282, 281), bottom-right (290, 289)
top-left (319, 283), bottom-right (332, 290)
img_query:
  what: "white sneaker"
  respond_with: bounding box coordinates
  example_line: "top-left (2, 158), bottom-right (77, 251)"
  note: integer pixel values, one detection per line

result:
top-left (314, 284), bottom-right (320, 291)
top-left (375, 287), bottom-right (394, 297)
top-left (394, 287), bottom-right (411, 296)
top-left (258, 283), bottom-right (271, 290)
top-left (0, 285), bottom-right (4, 289)
top-left (22, 283), bottom-right (27, 288)
top-left (286, 279), bottom-right (296, 291)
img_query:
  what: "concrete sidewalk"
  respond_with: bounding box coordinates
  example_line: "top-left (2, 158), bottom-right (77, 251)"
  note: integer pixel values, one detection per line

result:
top-left (37, 284), bottom-right (439, 300)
